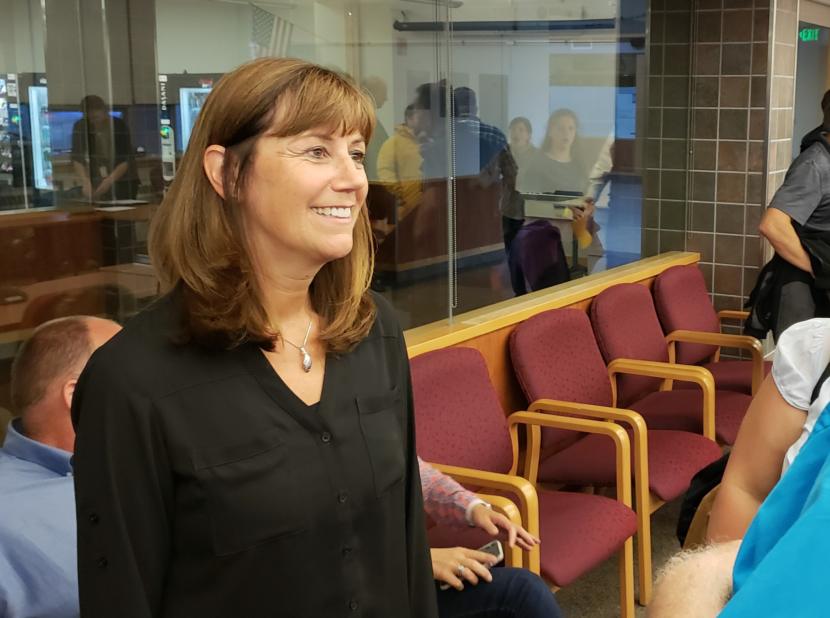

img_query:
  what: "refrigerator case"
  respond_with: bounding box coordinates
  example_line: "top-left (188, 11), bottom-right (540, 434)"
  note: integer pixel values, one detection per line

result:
top-left (178, 87), bottom-right (211, 152)
top-left (28, 85), bottom-right (53, 190)
top-left (0, 78), bottom-right (11, 174)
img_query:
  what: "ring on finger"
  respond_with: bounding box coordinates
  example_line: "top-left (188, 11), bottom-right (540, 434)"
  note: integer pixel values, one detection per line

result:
top-left (456, 564), bottom-right (466, 577)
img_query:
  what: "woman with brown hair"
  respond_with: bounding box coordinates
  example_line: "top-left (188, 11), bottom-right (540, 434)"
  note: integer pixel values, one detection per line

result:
top-left (524, 108), bottom-right (599, 265)
top-left (524, 108), bottom-right (587, 196)
top-left (71, 58), bottom-right (438, 617)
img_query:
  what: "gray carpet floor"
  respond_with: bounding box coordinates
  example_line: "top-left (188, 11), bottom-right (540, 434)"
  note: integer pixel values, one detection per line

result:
top-left (552, 498), bottom-right (683, 617)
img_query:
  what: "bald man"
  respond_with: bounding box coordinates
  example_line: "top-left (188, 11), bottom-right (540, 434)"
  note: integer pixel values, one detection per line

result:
top-left (0, 316), bottom-right (121, 618)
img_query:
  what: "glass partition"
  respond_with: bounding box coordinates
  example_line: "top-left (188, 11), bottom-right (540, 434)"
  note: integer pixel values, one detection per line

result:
top-left (0, 0), bottom-right (159, 416)
top-left (0, 1), bottom-right (47, 211)
top-left (153, 0), bottom-right (455, 329)
top-left (441, 0), bottom-right (649, 316)
top-left (0, 0), bottom-right (698, 412)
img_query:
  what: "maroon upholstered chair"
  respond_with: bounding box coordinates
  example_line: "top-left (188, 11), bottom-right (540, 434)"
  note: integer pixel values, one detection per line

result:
top-left (509, 308), bottom-right (723, 605)
top-left (590, 283), bottom-right (753, 445)
top-left (653, 264), bottom-right (771, 395)
top-left (411, 346), bottom-right (638, 617)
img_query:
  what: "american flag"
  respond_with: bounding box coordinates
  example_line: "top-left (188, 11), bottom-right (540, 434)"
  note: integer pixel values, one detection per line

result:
top-left (251, 5), bottom-right (293, 58)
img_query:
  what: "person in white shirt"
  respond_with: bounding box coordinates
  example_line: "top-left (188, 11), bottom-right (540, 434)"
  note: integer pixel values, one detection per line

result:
top-left (707, 317), bottom-right (830, 542)
top-left (649, 318), bottom-right (830, 617)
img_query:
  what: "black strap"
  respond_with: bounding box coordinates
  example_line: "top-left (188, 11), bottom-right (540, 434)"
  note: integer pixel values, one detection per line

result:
top-left (810, 359), bottom-right (830, 404)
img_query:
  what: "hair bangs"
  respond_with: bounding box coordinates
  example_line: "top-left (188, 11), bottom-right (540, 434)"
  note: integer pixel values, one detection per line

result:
top-left (270, 68), bottom-right (375, 144)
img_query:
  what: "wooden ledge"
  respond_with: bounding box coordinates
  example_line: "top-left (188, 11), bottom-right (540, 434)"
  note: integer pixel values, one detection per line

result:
top-left (0, 204), bottom-right (156, 229)
top-left (405, 251), bottom-right (699, 357)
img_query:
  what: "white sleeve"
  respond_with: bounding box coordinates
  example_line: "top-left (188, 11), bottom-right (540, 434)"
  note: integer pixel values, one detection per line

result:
top-left (772, 318), bottom-right (830, 411)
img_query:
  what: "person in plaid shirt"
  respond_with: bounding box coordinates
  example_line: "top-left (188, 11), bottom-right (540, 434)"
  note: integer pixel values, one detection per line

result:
top-left (419, 458), bottom-right (563, 617)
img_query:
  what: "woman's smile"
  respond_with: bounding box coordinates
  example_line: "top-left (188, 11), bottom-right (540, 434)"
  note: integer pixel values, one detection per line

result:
top-left (311, 205), bottom-right (354, 220)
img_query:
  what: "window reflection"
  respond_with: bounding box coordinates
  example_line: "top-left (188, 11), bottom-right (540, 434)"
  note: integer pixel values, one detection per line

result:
top-left (0, 0), bottom-right (660, 411)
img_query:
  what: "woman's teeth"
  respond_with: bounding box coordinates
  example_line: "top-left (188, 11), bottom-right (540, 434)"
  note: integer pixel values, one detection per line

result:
top-left (312, 207), bottom-right (351, 219)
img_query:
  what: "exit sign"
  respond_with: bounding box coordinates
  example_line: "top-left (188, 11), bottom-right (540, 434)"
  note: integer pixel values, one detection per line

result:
top-left (800, 27), bottom-right (821, 42)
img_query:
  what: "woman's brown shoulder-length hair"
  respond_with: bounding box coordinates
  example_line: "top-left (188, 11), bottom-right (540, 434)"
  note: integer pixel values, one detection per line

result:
top-left (149, 57), bottom-right (377, 352)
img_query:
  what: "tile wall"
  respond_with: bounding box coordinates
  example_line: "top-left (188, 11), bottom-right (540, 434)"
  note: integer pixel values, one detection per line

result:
top-left (646, 0), bottom-right (802, 325)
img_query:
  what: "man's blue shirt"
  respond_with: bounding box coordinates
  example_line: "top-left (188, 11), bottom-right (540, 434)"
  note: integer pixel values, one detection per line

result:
top-left (0, 419), bottom-right (78, 618)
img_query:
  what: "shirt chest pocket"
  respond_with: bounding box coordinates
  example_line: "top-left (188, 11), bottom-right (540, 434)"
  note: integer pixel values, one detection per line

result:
top-left (192, 429), bottom-right (306, 557)
top-left (357, 389), bottom-right (406, 497)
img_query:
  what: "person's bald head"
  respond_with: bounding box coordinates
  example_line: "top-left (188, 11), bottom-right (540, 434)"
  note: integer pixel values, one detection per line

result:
top-left (10, 316), bottom-right (121, 451)
top-left (84, 316), bottom-right (122, 353)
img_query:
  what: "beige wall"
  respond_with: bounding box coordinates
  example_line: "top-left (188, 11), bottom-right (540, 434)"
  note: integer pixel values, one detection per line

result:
top-left (801, 0), bottom-right (830, 27)
top-left (43, 0), bottom-right (158, 107)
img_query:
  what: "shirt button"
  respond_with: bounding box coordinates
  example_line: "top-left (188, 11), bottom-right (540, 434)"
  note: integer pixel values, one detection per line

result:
top-left (338, 492), bottom-right (349, 504)
top-left (96, 556), bottom-right (108, 568)
top-left (349, 600), bottom-right (359, 611)
top-left (321, 432), bottom-right (332, 444)
top-left (342, 546), bottom-right (352, 557)
top-left (89, 513), bottom-right (100, 525)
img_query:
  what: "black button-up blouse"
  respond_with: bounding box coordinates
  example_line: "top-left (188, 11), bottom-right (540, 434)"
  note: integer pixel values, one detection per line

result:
top-left (72, 291), bottom-right (438, 617)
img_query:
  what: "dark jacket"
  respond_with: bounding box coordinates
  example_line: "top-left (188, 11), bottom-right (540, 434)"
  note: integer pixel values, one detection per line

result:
top-left (508, 220), bottom-right (570, 296)
top-left (744, 225), bottom-right (830, 341)
top-left (72, 290), bottom-right (438, 618)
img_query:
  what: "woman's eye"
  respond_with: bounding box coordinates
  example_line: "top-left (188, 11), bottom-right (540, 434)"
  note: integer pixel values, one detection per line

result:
top-left (307, 147), bottom-right (327, 159)
top-left (351, 150), bottom-right (366, 164)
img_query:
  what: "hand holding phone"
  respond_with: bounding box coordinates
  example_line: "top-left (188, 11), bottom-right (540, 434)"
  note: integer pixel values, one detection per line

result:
top-left (437, 541), bottom-right (503, 590)
top-left (477, 539), bottom-right (504, 564)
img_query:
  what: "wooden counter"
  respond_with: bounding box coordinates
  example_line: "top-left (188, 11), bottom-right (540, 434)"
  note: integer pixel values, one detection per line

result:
top-left (0, 204), bottom-right (155, 228)
top-left (0, 204), bottom-right (155, 290)
top-left (0, 262), bottom-right (158, 344)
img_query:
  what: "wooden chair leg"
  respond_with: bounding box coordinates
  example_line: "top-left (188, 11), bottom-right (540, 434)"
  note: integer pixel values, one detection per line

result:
top-left (619, 537), bottom-right (635, 618)
top-left (630, 430), bottom-right (653, 606)
top-left (682, 485), bottom-right (720, 550)
top-left (634, 490), bottom-right (654, 605)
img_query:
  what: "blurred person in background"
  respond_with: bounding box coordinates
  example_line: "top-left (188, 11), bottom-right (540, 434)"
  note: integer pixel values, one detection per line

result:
top-left (71, 95), bottom-right (138, 200)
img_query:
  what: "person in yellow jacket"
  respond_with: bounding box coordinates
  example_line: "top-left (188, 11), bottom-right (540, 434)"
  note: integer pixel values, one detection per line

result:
top-left (377, 104), bottom-right (426, 222)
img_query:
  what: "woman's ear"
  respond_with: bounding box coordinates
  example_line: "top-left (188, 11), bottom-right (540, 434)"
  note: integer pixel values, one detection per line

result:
top-left (203, 145), bottom-right (227, 199)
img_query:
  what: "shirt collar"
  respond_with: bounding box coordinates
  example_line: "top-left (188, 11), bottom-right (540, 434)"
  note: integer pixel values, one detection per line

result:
top-left (1, 418), bottom-right (73, 476)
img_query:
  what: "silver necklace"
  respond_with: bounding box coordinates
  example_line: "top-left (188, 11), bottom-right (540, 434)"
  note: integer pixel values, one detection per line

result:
top-left (281, 318), bottom-right (313, 373)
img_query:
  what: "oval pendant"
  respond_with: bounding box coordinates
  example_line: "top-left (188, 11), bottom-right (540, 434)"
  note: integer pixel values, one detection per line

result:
top-left (300, 347), bottom-right (312, 373)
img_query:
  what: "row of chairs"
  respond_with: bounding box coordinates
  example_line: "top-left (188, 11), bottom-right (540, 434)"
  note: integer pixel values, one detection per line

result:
top-left (411, 264), bottom-right (771, 617)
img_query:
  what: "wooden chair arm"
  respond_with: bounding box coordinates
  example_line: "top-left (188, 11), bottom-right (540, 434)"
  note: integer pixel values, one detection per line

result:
top-left (507, 410), bottom-right (633, 510)
top-left (527, 399), bottom-right (653, 605)
top-left (428, 462), bottom-right (541, 574)
top-left (666, 329), bottom-right (765, 394)
top-left (717, 309), bottom-right (749, 321)
top-left (475, 493), bottom-right (524, 568)
top-left (528, 399), bottom-right (648, 501)
top-left (607, 358), bottom-right (716, 440)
